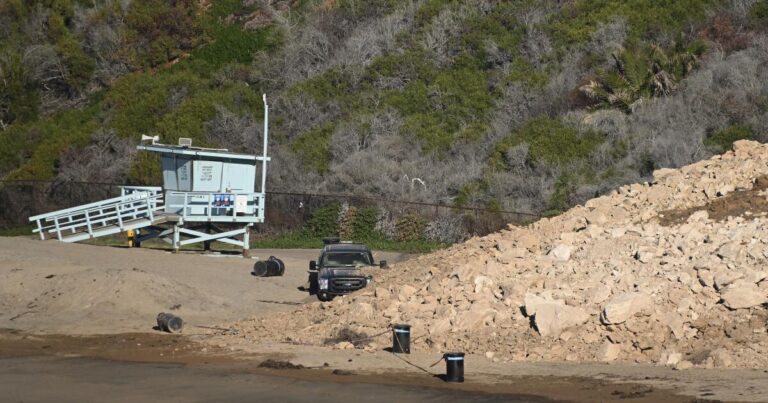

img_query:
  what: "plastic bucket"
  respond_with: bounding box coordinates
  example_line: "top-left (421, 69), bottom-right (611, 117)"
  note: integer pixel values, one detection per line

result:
top-left (156, 313), bottom-right (183, 333)
top-left (444, 352), bottom-right (464, 382)
top-left (392, 324), bottom-right (411, 354)
top-left (253, 256), bottom-right (285, 277)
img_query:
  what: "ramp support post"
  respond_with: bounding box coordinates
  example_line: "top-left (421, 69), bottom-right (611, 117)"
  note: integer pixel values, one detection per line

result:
top-left (172, 224), bottom-right (180, 253)
top-left (242, 225), bottom-right (250, 257)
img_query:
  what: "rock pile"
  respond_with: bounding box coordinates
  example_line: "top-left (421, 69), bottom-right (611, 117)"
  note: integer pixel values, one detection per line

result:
top-left (225, 141), bottom-right (768, 368)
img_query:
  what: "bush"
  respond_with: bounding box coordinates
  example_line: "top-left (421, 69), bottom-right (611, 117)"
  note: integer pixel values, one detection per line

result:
top-left (192, 24), bottom-right (279, 68)
top-left (394, 212), bottom-right (426, 242)
top-left (350, 206), bottom-right (378, 240)
top-left (491, 117), bottom-right (605, 168)
top-left (2, 104), bottom-right (100, 180)
top-left (123, 0), bottom-right (202, 68)
top-left (580, 42), bottom-right (707, 113)
top-left (546, 0), bottom-right (718, 48)
top-left (290, 124), bottom-right (334, 173)
top-left (705, 124), bottom-right (754, 152)
top-left (751, 2), bottom-right (768, 29)
top-left (304, 203), bottom-right (340, 238)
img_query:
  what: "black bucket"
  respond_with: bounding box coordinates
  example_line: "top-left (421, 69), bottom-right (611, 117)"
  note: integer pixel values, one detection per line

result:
top-left (156, 313), bottom-right (183, 333)
top-left (392, 324), bottom-right (411, 354)
top-left (253, 256), bottom-right (285, 277)
top-left (444, 352), bottom-right (464, 382)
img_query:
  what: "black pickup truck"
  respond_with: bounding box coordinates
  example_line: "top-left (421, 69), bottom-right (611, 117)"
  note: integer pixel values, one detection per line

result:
top-left (308, 240), bottom-right (387, 301)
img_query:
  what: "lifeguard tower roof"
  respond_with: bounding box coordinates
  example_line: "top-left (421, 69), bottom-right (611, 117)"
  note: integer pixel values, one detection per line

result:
top-left (137, 143), bottom-right (263, 194)
top-left (136, 144), bottom-right (259, 162)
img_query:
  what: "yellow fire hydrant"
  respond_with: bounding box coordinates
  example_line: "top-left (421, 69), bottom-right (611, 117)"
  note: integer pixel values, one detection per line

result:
top-left (127, 229), bottom-right (135, 248)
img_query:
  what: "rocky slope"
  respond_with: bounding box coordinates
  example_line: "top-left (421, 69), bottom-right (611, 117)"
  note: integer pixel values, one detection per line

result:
top-left (223, 140), bottom-right (768, 369)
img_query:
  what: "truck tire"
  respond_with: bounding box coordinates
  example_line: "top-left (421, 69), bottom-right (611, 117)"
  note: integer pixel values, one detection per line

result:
top-left (318, 292), bottom-right (334, 302)
top-left (308, 271), bottom-right (318, 295)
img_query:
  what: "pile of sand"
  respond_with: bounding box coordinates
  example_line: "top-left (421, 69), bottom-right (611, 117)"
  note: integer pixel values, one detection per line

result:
top-left (222, 140), bottom-right (768, 369)
top-left (0, 266), bottom-right (225, 334)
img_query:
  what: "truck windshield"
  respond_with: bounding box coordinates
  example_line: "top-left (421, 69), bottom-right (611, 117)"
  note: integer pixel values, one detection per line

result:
top-left (323, 252), bottom-right (372, 267)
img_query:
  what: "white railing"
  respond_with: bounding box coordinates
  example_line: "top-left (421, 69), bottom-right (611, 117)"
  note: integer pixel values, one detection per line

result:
top-left (164, 191), bottom-right (265, 223)
top-left (121, 186), bottom-right (162, 197)
top-left (29, 190), bottom-right (164, 241)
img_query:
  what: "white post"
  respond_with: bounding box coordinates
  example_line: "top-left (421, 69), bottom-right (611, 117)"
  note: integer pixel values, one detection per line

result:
top-left (260, 94), bottom-right (269, 195)
top-left (242, 225), bottom-right (250, 257)
top-left (173, 224), bottom-right (180, 253)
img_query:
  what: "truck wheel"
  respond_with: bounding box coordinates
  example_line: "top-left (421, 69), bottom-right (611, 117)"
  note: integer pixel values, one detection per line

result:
top-left (308, 271), bottom-right (318, 295)
top-left (318, 292), bottom-right (334, 302)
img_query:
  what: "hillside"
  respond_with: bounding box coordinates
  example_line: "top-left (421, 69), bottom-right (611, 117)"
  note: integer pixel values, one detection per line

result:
top-left (1, 0), bottom-right (767, 221)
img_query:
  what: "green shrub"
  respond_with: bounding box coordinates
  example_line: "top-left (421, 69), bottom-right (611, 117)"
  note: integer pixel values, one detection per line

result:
top-left (546, 0), bottom-right (719, 48)
top-left (705, 124), bottom-right (754, 153)
top-left (209, 0), bottom-right (257, 17)
top-left (545, 174), bottom-right (576, 216)
top-left (384, 67), bottom-right (493, 153)
top-left (491, 117), bottom-right (604, 169)
top-left (2, 104), bottom-right (99, 180)
top-left (350, 207), bottom-right (379, 240)
top-left (0, 50), bottom-right (39, 125)
top-left (751, 2), bottom-right (768, 29)
top-left (290, 124), bottom-right (334, 173)
top-left (580, 42), bottom-right (706, 113)
top-left (395, 212), bottom-right (426, 242)
top-left (123, 0), bottom-right (202, 68)
top-left (56, 35), bottom-right (96, 90)
top-left (192, 25), bottom-right (279, 68)
top-left (289, 69), bottom-right (354, 104)
top-left (304, 203), bottom-right (340, 238)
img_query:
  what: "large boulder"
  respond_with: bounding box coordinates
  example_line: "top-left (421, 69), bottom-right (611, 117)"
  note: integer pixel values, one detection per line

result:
top-left (720, 282), bottom-right (767, 310)
top-left (524, 293), bottom-right (564, 316)
top-left (533, 303), bottom-right (590, 338)
top-left (601, 292), bottom-right (652, 325)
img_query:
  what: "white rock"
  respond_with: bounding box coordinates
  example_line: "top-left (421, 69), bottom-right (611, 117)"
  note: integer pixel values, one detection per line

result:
top-left (334, 341), bottom-right (355, 350)
top-left (634, 249), bottom-right (656, 263)
top-left (399, 285), bottom-right (417, 301)
top-left (709, 348), bottom-right (733, 368)
top-left (601, 292), bottom-right (652, 325)
top-left (474, 275), bottom-right (495, 293)
top-left (720, 282), bottom-right (767, 309)
top-left (662, 312), bottom-right (685, 339)
top-left (548, 244), bottom-right (572, 261)
top-left (609, 228), bottom-right (626, 238)
top-left (597, 341), bottom-right (621, 362)
top-left (524, 293), bottom-right (563, 316)
top-left (697, 269), bottom-right (714, 288)
top-left (666, 352), bottom-right (683, 366)
top-left (586, 285), bottom-right (612, 305)
top-left (687, 210), bottom-right (709, 223)
top-left (375, 287), bottom-right (391, 299)
top-left (533, 303), bottom-right (590, 338)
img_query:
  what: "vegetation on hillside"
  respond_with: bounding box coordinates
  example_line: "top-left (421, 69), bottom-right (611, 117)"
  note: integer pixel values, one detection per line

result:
top-left (2, 0), bottom-right (768, 242)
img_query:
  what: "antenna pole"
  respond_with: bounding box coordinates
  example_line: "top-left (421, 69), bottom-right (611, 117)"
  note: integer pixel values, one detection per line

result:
top-left (261, 94), bottom-right (269, 194)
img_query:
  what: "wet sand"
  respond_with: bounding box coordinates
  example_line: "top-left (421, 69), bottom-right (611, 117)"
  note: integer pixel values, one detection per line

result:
top-left (0, 330), bottom-right (724, 403)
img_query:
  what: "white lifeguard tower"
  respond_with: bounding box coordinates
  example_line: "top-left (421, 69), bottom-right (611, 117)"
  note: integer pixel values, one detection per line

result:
top-left (29, 96), bottom-right (271, 255)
